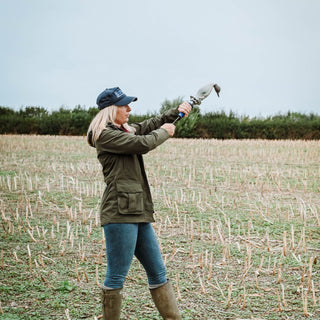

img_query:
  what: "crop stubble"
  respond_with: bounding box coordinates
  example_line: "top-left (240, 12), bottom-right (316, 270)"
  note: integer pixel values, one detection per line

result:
top-left (0, 135), bottom-right (319, 319)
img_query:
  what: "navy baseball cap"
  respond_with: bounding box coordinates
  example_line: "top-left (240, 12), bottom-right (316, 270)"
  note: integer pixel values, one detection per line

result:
top-left (96, 87), bottom-right (137, 110)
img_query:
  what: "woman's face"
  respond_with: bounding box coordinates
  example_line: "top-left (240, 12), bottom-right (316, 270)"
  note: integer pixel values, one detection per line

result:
top-left (115, 105), bottom-right (131, 126)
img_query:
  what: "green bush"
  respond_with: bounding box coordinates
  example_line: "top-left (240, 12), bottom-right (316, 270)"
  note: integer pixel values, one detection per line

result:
top-left (0, 104), bottom-right (319, 139)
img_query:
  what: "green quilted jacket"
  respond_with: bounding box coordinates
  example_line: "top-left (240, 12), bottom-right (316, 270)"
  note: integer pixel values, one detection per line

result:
top-left (89, 107), bottom-right (179, 226)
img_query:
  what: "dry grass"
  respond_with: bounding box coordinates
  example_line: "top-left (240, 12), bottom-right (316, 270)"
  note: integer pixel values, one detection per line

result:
top-left (0, 135), bottom-right (319, 319)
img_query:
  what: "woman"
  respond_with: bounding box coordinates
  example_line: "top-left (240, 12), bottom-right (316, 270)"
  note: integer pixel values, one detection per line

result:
top-left (87, 87), bottom-right (191, 320)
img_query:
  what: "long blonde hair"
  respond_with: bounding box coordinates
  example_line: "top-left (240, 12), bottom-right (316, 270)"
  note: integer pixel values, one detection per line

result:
top-left (87, 105), bottom-right (135, 146)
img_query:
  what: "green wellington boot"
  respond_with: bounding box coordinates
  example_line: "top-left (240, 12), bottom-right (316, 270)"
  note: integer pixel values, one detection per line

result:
top-left (101, 287), bottom-right (122, 320)
top-left (150, 280), bottom-right (182, 320)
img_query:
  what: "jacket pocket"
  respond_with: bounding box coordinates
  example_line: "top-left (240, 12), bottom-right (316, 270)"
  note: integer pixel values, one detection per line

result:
top-left (116, 181), bottom-right (144, 215)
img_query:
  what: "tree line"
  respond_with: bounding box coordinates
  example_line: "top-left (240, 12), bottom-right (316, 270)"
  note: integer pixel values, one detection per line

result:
top-left (0, 100), bottom-right (319, 139)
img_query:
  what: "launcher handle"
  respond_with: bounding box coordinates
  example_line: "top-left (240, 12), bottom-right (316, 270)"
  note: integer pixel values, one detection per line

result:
top-left (172, 101), bottom-right (194, 124)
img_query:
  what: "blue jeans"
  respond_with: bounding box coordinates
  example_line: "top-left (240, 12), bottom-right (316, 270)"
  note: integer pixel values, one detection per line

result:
top-left (103, 223), bottom-right (167, 289)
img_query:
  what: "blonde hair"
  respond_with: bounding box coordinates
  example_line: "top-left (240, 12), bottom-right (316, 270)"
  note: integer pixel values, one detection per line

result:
top-left (87, 105), bottom-right (135, 145)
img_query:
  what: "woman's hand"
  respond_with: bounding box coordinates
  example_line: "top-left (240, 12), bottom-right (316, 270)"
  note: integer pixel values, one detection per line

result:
top-left (178, 102), bottom-right (192, 117)
top-left (161, 123), bottom-right (176, 137)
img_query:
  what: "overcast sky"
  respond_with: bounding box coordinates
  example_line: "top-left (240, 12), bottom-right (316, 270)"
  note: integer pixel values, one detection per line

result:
top-left (1, 0), bottom-right (320, 117)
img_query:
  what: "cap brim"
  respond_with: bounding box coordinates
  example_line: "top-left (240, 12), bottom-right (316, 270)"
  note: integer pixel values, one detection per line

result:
top-left (114, 95), bottom-right (137, 106)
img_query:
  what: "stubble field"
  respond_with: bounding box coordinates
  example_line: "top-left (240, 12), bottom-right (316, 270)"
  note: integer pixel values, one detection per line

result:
top-left (0, 135), bottom-right (319, 320)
